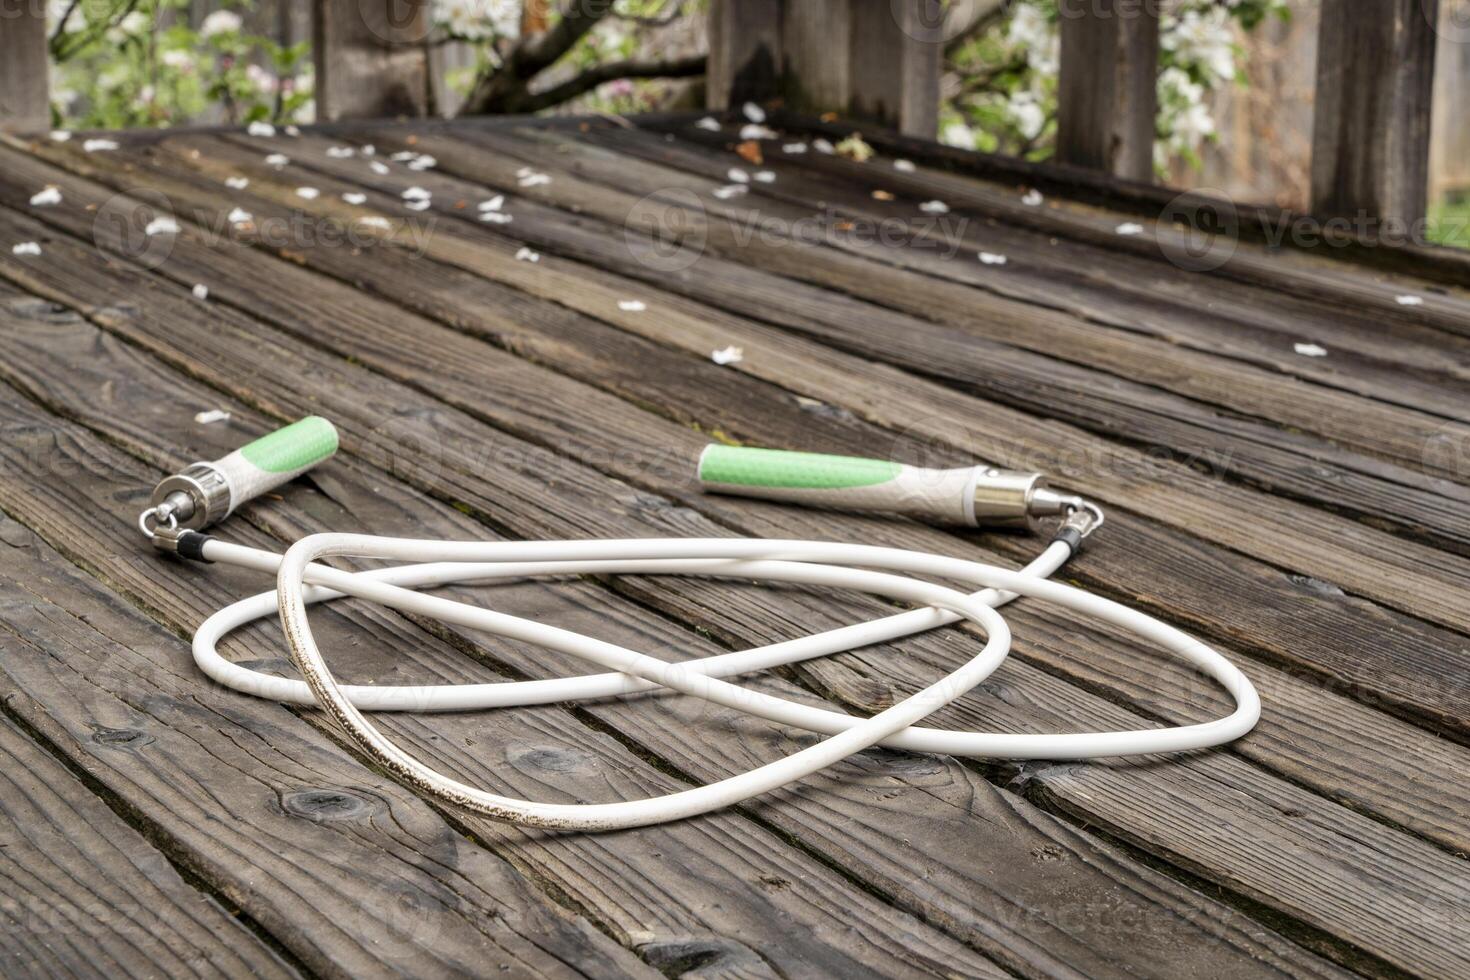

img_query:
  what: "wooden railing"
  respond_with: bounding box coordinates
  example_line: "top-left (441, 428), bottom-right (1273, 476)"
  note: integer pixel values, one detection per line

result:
top-left (0, 0), bottom-right (1449, 229)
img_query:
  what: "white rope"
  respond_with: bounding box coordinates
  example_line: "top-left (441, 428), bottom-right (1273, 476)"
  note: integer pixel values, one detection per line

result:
top-left (188, 533), bottom-right (1260, 831)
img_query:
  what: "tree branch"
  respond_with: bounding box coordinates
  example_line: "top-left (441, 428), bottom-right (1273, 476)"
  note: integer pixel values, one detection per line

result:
top-left (512, 53), bottom-right (707, 113)
top-left (461, 0), bottom-right (619, 114)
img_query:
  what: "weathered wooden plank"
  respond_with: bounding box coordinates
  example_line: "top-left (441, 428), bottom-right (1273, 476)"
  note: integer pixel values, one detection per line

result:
top-left (25, 127), bottom-right (1469, 739)
top-left (0, 1), bottom-right (48, 133)
top-left (1055, 0), bottom-right (1159, 181)
top-left (0, 713), bottom-right (297, 978)
top-left (313, 0), bottom-right (430, 120)
top-left (706, 0), bottom-right (782, 109)
top-left (144, 129), bottom-right (1470, 642)
top-left (1311, 0), bottom-right (1439, 225)
top-left (0, 162), bottom-right (1464, 978)
top-left (0, 250), bottom-right (1348, 980)
top-left (845, 0), bottom-right (942, 137)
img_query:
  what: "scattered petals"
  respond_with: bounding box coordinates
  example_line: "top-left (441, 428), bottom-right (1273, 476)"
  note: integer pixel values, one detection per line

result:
top-left (1396, 294), bottom-right (1424, 306)
top-left (712, 184), bottom-right (748, 200)
top-left (812, 138), bottom-right (835, 155)
top-left (326, 145), bottom-right (356, 158)
top-left (404, 199), bottom-right (431, 211)
top-left (740, 123), bottom-right (778, 140)
top-left (695, 116), bottom-right (721, 132)
top-left (1021, 189), bottom-right (1044, 207)
top-left (247, 121), bottom-right (275, 137)
top-left (515, 246), bottom-right (540, 263)
top-left (191, 283), bottom-right (210, 301)
top-left (1294, 343), bottom-right (1328, 357)
top-left (295, 186), bottom-right (320, 200)
top-left (401, 186), bottom-right (432, 201)
top-left (726, 168), bottom-right (750, 184)
top-left (83, 138), bottom-right (119, 152)
top-left (1115, 222), bottom-right (1145, 236)
top-left (225, 176), bottom-right (250, 189)
top-left (407, 154), bottom-right (436, 171)
top-left (742, 102), bottom-right (766, 123)
top-left (264, 153), bottom-right (289, 168)
top-left (919, 200), bottom-right (949, 214)
top-left (144, 215), bottom-right (180, 236)
top-left (11, 242), bottom-right (41, 256)
top-left (782, 142), bottom-right (808, 154)
top-left (893, 159), bottom-right (916, 173)
top-left (978, 251), bottom-right (1008, 265)
top-left (618, 299), bottom-right (647, 312)
top-left (517, 170), bottom-right (551, 188)
top-left (358, 215), bottom-right (392, 230)
top-left (341, 191), bottom-right (367, 205)
top-left (711, 345), bottom-right (744, 365)
top-left (50, 130), bottom-right (71, 142)
top-left (284, 125), bottom-right (301, 137)
top-left (359, 144), bottom-right (375, 156)
top-left (194, 409), bottom-right (230, 423)
top-left (753, 170), bottom-right (776, 184)
top-left (370, 160), bottom-right (391, 175)
top-left (227, 206), bottom-right (253, 225)
top-left (29, 186), bottom-right (62, 207)
top-left (480, 211), bottom-right (513, 224)
top-left (478, 195), bottom-right (505, 212)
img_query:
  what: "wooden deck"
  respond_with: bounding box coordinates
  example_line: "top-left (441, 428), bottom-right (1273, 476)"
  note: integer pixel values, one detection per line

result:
top-left (0, 113), bottom-right (1466, 979)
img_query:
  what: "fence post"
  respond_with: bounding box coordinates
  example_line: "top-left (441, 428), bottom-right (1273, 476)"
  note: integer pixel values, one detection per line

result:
top-left (1310, 0), bottom-right (1439, 229)
top-left (1055, 0), bottom-right (1160, 181)
top-left (314, 0), bottom-right (431, 121)
top-left (707, 0), bottom-right (783, 108)
top-left (0, 0), bottom-right (50, 133)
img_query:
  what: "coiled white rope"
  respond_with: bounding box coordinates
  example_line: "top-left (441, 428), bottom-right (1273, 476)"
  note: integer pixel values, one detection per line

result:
top-left (188, 533), bottom-right (1260, 831)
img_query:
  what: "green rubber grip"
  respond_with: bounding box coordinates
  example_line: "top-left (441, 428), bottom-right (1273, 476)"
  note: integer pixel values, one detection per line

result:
top-left (238, 416), bottom-right (339, 473)
top-left (699, 446), bottom-right (902, 489)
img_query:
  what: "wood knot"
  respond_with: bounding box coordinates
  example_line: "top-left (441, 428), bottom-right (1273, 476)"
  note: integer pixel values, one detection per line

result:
top-left (1288, 573), bottom-right (1345, 597)
top-left (638, 935), bottom-right (765, 977)
top-left (282, 788), bottom-right (372, 821)
top-left (89, 725), bottom-right (155, 750)
top-left (508, 745), bottom-right (593, 773)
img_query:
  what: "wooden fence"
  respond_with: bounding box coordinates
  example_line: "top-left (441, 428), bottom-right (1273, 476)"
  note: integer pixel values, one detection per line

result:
top-left (0, 0), bottom-right (1459, 229)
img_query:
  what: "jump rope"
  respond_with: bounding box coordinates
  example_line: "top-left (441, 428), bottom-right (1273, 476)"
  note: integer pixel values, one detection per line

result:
top-left (139, 417), bottom-right (1260, 831)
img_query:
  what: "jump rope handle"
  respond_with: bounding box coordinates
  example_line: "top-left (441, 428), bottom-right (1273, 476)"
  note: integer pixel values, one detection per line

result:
top-left (145, 417), bottom-right (339, 534)
top-left (697, 445), bottom-right (1086, 531)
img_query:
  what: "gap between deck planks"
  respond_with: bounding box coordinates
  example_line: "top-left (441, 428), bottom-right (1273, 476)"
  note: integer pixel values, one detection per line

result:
top-left (2, 143), bottom-right (1470, 975)
top-left (24, 127), bottom-right (1469, 732)
top-left (0, 288), bottom-right (1344, 980)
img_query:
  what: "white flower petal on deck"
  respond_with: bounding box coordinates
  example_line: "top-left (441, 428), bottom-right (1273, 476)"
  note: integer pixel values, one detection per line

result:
top-left (145, 215), bottom-right (180, 236)
top-left (341, 192), bottom-right (367, 205)
top-left (191, 283), bottom-right (210, 301)
top-left (712, 184), bottom-right (748, 200)
top-left (478, 195), bottom-right (505, 212)
top-left (358, 216), bottom-right (392, 230)
top-left (695, 116), bottom-right (721, 132)
top-left (404, 199), bottom-right (431, 211)
top-left (1293, 342), bottom-right (1328, 357)
top-left (83, 138), bottom-right (119, 152)
top-left (401, 186), bottom-right (432, 201)
top-left (711, 345), bottom-right (744, 365)
top-left (1021, 189), bottom-right (1044, 207)
top-left (978, 251), bottom-right (1007, 265)
top-left (726, 168), bottom-right (750, 184)
top-left (264, 153), bottom-right (289, 168)
top-left (812, 138), bottom-right (835, 155)
top-left (782, 142), bottom-right (808, 154)
top-left (11, 242), bottom-right (41, 256)
top-left (515, 246), bottom-right (540, 263)
top-left (1115, 222), bottom-right (1145, 236)
top-left (740, 124), bottom-right (777, 140)
top-left (284, 125), bottom-right (301, 137)
top-left (326, 146), bottom-right (356, 158)
top-left (919, 200), bottom-right (949, 214)
top-left (753, 171), bottom-right (776, 184)
top-left (225, 176), bottom-right (250, 189)
top-left (194, 409), bottom-right (230, 423)
top-left (742, 102), bottom-right (766, 123)
top-left (480, 211), bottom-right (513, 224)
top-left (1395, 294), bottom-right (1424, 306)
top-left (369, 160), bottom-right (391, 175)
top-left (618, 300), bottom-right (647, 312)
top-left (227, 207), bottom-right (253, 225)
top-left (893, 159), bottom-right (916, 173)
top-left (247, 121), bottom-right (275, 137)
top-left (392, 151), bottom-right (419, 162)
top-left (407, 155), bottom-right (437, 171)
top-left (50, 130), bottom-right (71, 142)
top-left (518, 171), bottom-right (551, 188)
top-left (295, 187), bottom-right (320, 200)
top-left (359, 144), bottom-right (375, 156)
top-left (29, 186), bottom-right (62, 207)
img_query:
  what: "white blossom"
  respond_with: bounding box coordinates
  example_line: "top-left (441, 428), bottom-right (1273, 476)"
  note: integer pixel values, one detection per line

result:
top-left (12, 242), bottom-right (41, 256)
top-left (1293, 343), bottom-right (1327, 357)
top-left (29, 187), bottom-right (62, 207)
top-left (200, 10), bottom-right (242, 37)
top-left (711, 345), bottom-right (744, 365)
